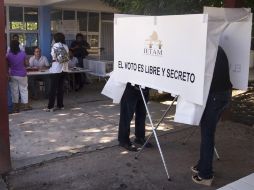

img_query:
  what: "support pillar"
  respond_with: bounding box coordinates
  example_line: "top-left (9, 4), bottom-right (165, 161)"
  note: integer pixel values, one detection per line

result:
top-left (0, 0), bottom-right (11, 174)
top-left (39, 6), bottom-right (52, 61)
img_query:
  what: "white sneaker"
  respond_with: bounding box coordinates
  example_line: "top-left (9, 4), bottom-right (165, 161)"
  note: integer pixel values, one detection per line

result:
top-left (192, 174), bottom-right (213, 186)
top-left (190, 166), bottom-right (199, 173)
top-left (45, 108), bottom-right (54, 112)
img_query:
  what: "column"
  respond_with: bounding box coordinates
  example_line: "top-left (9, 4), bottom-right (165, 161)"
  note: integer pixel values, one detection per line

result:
top-left (0, 0), bottom-right (11, 174)
top-left (39, 6), bottom-right (52, 61)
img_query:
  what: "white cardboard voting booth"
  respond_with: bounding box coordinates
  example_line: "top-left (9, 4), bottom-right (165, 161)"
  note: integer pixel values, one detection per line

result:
top-left (102, 7), bottom-right (252, 126)
top-left (102, 7), bottom-right (252, 179)
top-left (175, 7), bottom-right (252, 125)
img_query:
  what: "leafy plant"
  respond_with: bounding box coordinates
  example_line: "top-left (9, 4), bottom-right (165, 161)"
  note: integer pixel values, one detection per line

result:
top-left (101, 0), bottom-right (253, 15)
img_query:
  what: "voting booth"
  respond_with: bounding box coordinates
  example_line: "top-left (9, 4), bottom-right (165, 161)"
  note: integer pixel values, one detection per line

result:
top-left (102, 7), bottom-right (252, 179)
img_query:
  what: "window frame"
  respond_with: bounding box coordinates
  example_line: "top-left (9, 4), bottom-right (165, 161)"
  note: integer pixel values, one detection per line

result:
top-left (6, 5), bottom-right (39, 54)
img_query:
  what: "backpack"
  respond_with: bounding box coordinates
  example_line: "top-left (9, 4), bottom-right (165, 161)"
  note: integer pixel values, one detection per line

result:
top-left (54, 44), bottom-right (69, 64)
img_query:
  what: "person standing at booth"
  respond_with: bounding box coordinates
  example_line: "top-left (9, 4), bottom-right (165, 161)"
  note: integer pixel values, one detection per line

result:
top-left (118, 83), bottom-right (152, 151)
top-left (70, 33), bottom-right (90, 90)
top-left (7, 40), bottom-right (31, 112)
top-left (191, 46), bottom-right (232, 186)
top-left (7, 34), bottom-right (25, 53)
top-left (46, 33), bottom-right (69, 112)
top-left (70, 33), bottom-right (90, 67)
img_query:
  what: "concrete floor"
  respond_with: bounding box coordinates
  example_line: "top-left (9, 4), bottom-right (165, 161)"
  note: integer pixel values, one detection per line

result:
top-left (4, 81), bottom-right (254, 190)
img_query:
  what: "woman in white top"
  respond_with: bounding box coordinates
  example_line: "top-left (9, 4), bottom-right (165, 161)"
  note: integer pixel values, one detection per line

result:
top-left (46, 33), bottom-right (69, 112)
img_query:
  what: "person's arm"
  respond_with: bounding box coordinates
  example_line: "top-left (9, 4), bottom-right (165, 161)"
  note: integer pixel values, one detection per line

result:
top-left (74, 57), bottom-right (78, 67)
top-left (51, 44), bottom-right (57, 61)
top-left (70, 41), bottom-right (79, 50)
top-left (84, 41), bottom-right (90, 49)
top-left (28, 56), bottom-right (33, 67)
top-left (43, 56), bottom-right (50, 68)
top-left (6, 57), bottom-right (10, 81)
top-left (23, 52), bottom-right (28, 67)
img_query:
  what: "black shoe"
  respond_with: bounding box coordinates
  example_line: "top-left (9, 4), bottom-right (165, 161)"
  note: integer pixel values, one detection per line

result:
top-left (55, 106), bottom-right (64, 111)
top-left (119, 142), bottom-right (137, 152)
top-left (134, 138), bottom-right (153, 148)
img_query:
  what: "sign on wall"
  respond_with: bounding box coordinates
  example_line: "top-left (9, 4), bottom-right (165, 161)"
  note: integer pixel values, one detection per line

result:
top-left (114, 14), bottom-right (208, 105)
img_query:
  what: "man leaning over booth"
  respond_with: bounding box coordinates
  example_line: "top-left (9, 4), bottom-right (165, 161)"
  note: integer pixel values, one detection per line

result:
top-left (191, 46), bottom-right (232, 186)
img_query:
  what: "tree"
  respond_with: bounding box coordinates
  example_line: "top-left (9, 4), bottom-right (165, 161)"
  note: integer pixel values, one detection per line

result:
top-left (101, 0), bottom-right (253, 15)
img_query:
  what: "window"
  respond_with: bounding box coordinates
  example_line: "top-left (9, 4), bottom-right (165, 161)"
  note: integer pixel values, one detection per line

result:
top-left (101, 13), bottom-right (114, 21)
top-left (9, 7), bottom-right (24, 30)
top-left (88, 35), bottom-right (99, 55)
top-left (51, 9), bottom-right (62, 21)
top-left (63, 10), bottom-right (75, 20)
top-left (51, 9), bottom-right (113, 57)
top-left (24, 7), bottom-right (38, 30)
top-left (8, 6), bottom-right (39, 55)
top-left (88, 12), bottom-right (99, 32)
top-left (50, 9), bottom-right (62, 32)
top-left (77, 11), bottom-right (87, 32)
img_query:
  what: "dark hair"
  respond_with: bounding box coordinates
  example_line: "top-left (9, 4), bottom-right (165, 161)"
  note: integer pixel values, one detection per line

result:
top-left (12, 34), bottom-right (19, 40)
top-left (69, 48), bottom-right (74, 53)
top-left (34, 46), bottom-right (40, 52)
top-left (10, 40), bottom-right (20, 55)
top-left (76, 33), bottom-right (84, 39)
top-left (54, 33), bottom-right (66, 44)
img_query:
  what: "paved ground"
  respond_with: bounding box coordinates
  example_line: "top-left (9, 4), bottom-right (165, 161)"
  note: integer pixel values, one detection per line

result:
top-left (5, 121), bottom-right (254, 190)
top-left (2, 78), bottom-right (254, 190)
top-left (231, 80), bottom-right (254, 126)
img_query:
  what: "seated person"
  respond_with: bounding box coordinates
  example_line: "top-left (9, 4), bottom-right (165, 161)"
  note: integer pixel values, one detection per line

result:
top-left (69, 48), bottom-right (83, 91)
top-left (28, 47), bottom-right (50, 99)
top-left (68, 49), bottom-right (78, 69)
top-left (29, 47), bottom-right (49, 69)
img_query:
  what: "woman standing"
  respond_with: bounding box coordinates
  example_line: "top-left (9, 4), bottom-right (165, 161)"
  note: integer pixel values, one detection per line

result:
top-left (46, 33), bottom-right (69, 112)
top-left (7, 40), bottom-right (31, 112)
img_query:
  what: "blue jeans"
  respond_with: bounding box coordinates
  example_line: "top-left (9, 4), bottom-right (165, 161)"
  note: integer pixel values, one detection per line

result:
top-left (197, 90), bottom-right (232, 179)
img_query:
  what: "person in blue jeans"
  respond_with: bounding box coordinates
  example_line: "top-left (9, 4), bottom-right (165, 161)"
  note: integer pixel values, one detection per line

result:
top-left (192, 46), bottom-right (232, 186)
top-left (118, 83), bottom-right (152, 151)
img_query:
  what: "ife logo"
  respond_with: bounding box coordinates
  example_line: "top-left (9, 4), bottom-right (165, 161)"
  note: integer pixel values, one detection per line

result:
top-left (144, 31), bottom-right (163, 56)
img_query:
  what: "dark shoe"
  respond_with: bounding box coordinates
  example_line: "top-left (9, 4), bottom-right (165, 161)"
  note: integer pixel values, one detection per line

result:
top-left (56, 106), bottom-right (64, 110)
top-left (84, 81), bottom-right (91, 84)
top-left (192, 175), bottom-right (213, 186)
top-left (21, 103), bottom-right (32, 111)
top-left (119, 142), bottom-right (137, 152)
top-left (13, 103), bottom-right (20, 113)
top-left (134, 138), bottom-right (153, 148)
top-left (191, 165), bottom-right (199, 174)
top-left (75, 86), bottom-right (82, 91)
top-left (30, 96), bottom-right (39, 100)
